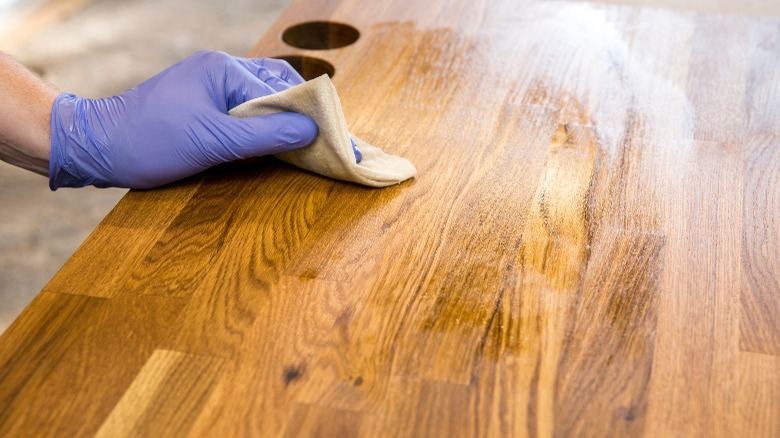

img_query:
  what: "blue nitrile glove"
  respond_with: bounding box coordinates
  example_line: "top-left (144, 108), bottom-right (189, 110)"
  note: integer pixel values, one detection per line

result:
top-left (49, 50), bottom-right (319, 189)
top-left (351, 137), bottom-right (362, 163)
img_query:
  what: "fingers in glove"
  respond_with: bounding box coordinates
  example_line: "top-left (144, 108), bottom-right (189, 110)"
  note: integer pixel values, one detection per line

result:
top-left (222, 65), bottom-right (282, 110)
top-left (217, 111), bottom-right (318, 158)
top-left (234, 57), bottom-right (305, 89)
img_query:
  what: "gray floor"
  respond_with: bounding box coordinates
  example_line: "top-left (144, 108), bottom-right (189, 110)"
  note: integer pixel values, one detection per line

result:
top-left (0, 0), bottom-right (291, 333)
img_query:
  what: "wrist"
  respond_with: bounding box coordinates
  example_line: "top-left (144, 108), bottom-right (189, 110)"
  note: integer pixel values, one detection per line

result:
top-left (50, 93), bottom-right (84, 189)
top-left (0, 52), bottom-right (57, 176)
top-left (49, 93), bottom-right (114, 190)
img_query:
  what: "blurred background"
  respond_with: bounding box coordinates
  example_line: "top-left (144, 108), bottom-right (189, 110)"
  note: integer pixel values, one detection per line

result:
top-left (0, 0), bottom-right (291, 333)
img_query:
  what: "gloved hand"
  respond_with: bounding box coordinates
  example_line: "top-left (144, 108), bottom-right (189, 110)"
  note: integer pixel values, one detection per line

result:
top-left (49, 50), bottom-right (319, 189)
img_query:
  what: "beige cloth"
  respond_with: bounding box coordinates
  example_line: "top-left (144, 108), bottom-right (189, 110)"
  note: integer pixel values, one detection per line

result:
top-left (229, 75), bottom-right (417, 187)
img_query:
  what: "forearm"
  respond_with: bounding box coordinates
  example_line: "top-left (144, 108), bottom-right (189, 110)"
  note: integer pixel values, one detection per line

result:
top-left (0, 52), bottom-right (59, 176)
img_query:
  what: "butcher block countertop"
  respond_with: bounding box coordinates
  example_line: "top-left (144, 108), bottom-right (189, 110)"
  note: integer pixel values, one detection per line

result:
top-left (1, 0), bottom-right (779, 436)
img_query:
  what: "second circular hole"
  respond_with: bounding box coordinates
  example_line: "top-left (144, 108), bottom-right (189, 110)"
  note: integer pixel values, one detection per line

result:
top-left (282, 21), bottom-right (360, 50)
top-left (275, 55), bottom-right (335, 80)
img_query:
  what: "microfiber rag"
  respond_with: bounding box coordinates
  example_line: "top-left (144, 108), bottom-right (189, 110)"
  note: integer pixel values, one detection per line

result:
top-left (229, 74), bottom-right (417, 187)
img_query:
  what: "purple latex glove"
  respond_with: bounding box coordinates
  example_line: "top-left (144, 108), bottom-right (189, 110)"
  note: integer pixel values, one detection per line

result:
top-left (49, 50), bottom-right (318, 189)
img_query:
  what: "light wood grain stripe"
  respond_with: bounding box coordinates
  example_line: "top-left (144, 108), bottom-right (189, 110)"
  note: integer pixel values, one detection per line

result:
top-left (96, 349), bottom-right (226, 438)
top-left (0, 293), bottom-right (186, 436)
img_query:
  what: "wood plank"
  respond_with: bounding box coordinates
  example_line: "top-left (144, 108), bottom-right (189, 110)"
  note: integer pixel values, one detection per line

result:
top-left (366, 379), bottom-right (473, 437)
top-left (184, 276), bottom-right (352, 436)
top-left (0, 293), bottom-right (105, 425)
top-left (646, 139), bottom-right (743, 437)
top-left (743, 18), bottom-right (780, 136)
top-left (686, 14), bottom-right (748, 143)
top-left (282, 404), bottom-right (367, 438)
top-left (159, 164), bottom-right (339, 359)
top-left (467, 122), bottom-right (599, 437)
top-left (95, 349), bottom-right (226, 438)
top-left (741, 134), bottom-right (780, 354)
top-left (505, 123), bottom-right (598, 438)
top-left (279, 115), bottom-right (559, 414)
top-left (388, 106), bottom-right (555, 385)
top-left (119, 162), bottom-right (279, 298)
top-left (554, 229), bottom-right (664, 436)
top-left (42, 177), bottom-right (203, 298)
top-left (0, 293), bottom-right (185, 436)
top-left (737, 352), bottom-right (780, 437)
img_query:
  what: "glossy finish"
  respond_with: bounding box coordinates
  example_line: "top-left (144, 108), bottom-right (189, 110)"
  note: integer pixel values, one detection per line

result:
top-left (2, 0), bottom-right (779, 436)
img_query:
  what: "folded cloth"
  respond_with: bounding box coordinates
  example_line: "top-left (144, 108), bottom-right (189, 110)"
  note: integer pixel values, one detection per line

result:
top-left (229, 75), bottom-right (417, 188)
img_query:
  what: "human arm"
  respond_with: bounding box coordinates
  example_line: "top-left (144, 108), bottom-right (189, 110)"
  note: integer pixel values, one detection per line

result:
top-left (0, 52), bottom-right (58, 176)
top-left (1, 50), bottom-right (319, 189)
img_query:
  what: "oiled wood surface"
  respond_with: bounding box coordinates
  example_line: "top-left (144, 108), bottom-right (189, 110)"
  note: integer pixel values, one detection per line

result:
top-left (2, 0), bottom-right (780, 436)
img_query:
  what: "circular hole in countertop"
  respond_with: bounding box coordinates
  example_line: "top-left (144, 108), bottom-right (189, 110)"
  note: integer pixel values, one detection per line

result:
top-left (282, 21), bottom-right (360, 50)
top-left (274, 55), bottom-right (335, 80)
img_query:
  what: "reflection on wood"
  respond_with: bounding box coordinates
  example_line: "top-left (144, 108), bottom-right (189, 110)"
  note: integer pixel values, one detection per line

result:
top-left (1, 0), bottom-right (779, 436)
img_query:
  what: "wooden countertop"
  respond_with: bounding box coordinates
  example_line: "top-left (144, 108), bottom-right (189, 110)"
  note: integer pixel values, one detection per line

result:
top-left (2, 0), bottom-right (779, 436)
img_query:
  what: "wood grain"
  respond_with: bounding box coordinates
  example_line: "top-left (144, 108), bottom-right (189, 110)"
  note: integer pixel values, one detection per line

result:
top-left (1, 0), bottom-right (780, 436)
top-left (741, 134), bottom-right (780, 354)
top-left (282, 404), bottom-right (367, 438)
top-left (554, 229), bottom-right (664, 437)
top-left (0, 292), bottom-right (185, 436)
top-left (95, 349), bottom-right (226, 438)
top-left (43, 176), bottom-right (203, 298)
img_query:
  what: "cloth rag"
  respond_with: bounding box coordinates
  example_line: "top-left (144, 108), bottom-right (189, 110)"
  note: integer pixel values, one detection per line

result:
top-left (229, 75), bottom-right (417, 187)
